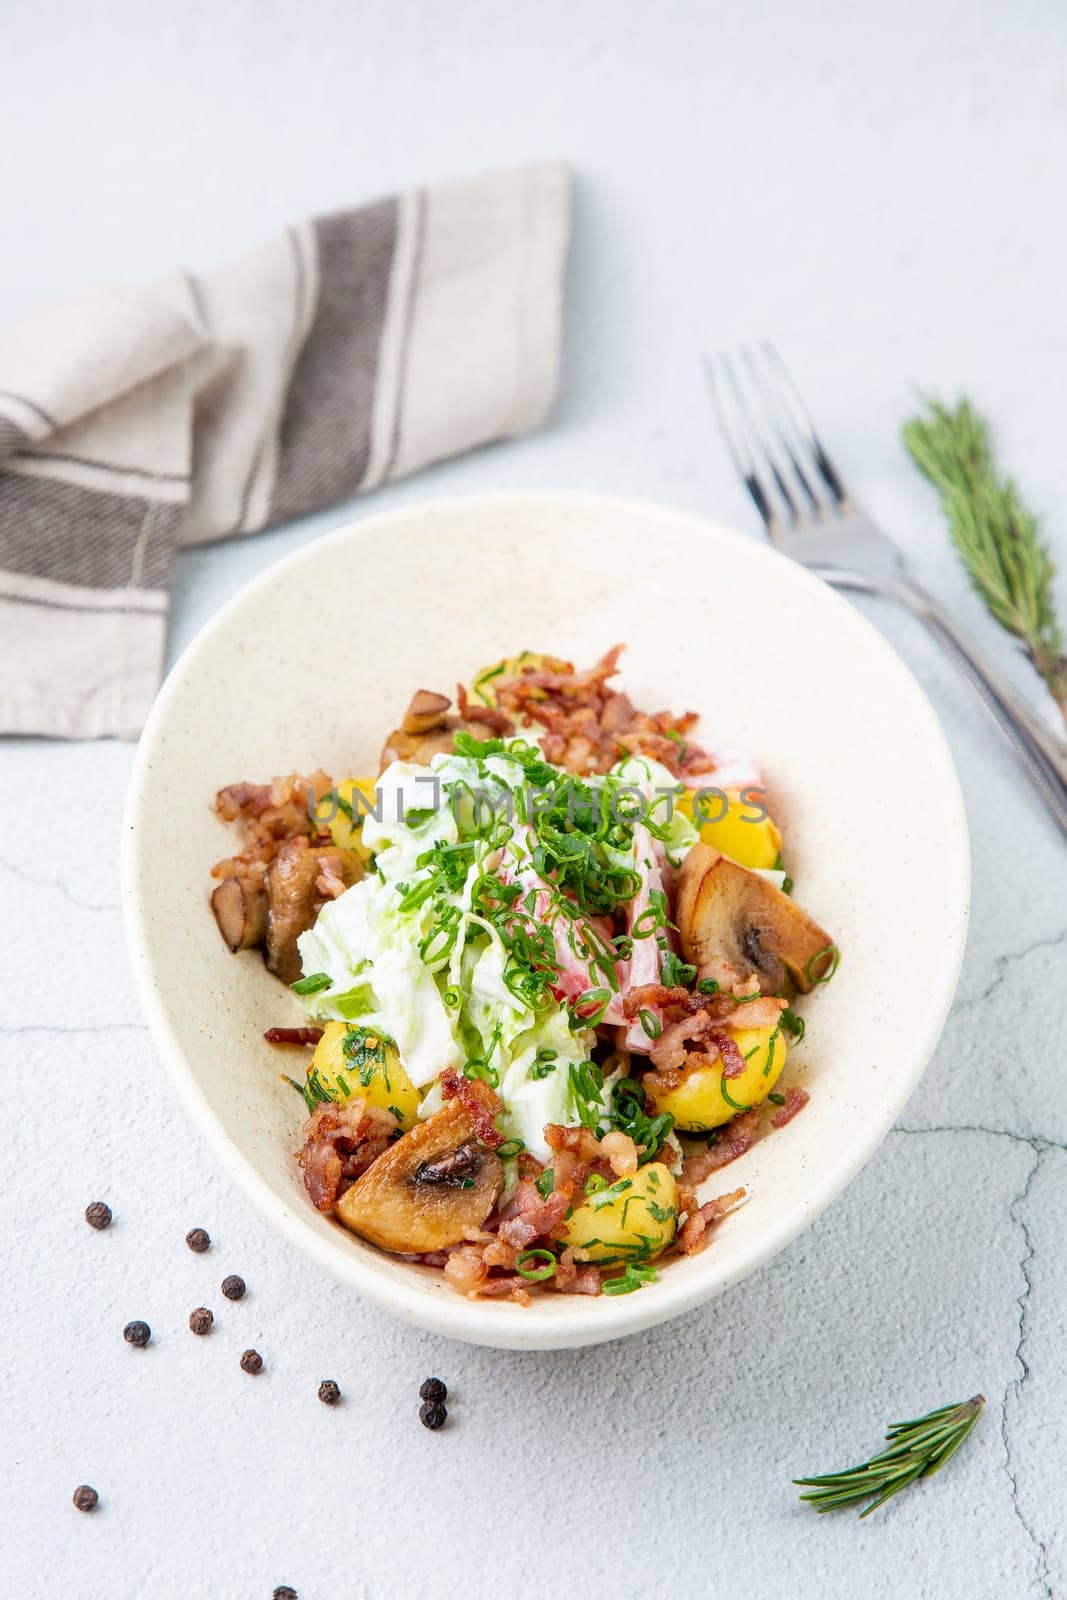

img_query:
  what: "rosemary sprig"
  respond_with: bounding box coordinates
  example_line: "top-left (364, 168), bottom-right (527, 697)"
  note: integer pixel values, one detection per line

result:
top-left (794, 1394), bottom-right (985, 1518)
top-left (903, 398), bottom-right (1067, 726)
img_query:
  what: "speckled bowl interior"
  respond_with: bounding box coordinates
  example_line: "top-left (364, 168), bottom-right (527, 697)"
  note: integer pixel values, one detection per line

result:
top-left (123, 492), bottom-right (969, 1349)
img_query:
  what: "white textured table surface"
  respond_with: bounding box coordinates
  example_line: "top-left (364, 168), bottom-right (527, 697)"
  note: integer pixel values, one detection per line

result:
top-left (4, 3), bottom-right (1067, 1597)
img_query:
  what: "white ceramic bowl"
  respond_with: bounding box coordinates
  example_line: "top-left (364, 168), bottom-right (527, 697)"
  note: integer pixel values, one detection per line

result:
top-left (123, 492), bottom-right (969, 1349)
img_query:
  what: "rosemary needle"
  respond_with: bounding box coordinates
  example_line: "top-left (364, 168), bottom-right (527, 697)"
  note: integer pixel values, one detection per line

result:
top-left (794, 1395), bottom-right (985, 1518)
top-left (903, 398), bottom-right (1067, 726)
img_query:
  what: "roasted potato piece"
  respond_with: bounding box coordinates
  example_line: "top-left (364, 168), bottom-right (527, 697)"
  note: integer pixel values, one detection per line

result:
top-left (680, 788), bottom-right (782, 870)
top-left (313, 776), bottom-right (379, 864)
top-left (265, 841), bottom-right (363, 985)
top-left (334, 1101), bottom-right (503, 1253)
top-left (676, 844), bottom-right (834, 994)
top-left (646, 1022), bottom-right (788, 1132)
top-left (210, 877), bottom-right (268, 951)
top-left (561, 1161), bottom-right (678, 1265)
top-left (308, 1022), bottom-right (420, 1131)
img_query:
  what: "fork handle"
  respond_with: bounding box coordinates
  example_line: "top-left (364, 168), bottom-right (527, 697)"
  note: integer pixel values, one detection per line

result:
top-left (818, 566), bottom-right (1067, 837)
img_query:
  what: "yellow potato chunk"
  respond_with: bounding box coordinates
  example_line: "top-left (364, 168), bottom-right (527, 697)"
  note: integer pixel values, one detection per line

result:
top-left (469, 651), bottom-right (572, 707)
top-left (561, 1161), bottom-right (678, 1265)
top-left (646, 1022), bottom-right (788, 1133)
top-left (307, 1020), bottom-right (420, 1130)
top-left (680, 787), bottom-right (783, 871)
top-left (315, 777), bottom-right (378, 864)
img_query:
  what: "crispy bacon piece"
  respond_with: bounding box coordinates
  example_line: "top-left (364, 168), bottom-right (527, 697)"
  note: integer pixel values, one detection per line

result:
top-left (296, 1100), bottom-right (398, 1211)
top-left (709, 1029), bottom-right (747, 1079)
top-left (650, 1010), bottom-right (715, 1072)
top-left (678, 1186), bottom-right (746, 1255)
top-left (771, 1085), bottom-right (810, 1127)
top-left (439, 1068), bottom-right (504, 1149)
top-left (491, 644), bottom-right (713, 778)
top-left (456, 684), bottom-right (516, 735)
top-left (679, 1110), bottom-right (760, 1185)
top-left (263, 1026), bottom-right (324, 1046)
top-left (496, 1178), bottom-right (573, 1248)
top-left (621, 984), bottom-right (696, 1019)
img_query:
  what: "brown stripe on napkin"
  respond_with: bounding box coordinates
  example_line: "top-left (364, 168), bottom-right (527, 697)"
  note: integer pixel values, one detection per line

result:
top-left (270, 199), bottom-right (399, 522)
top-left (0, 163), bottom-right (569, 739)
top-left (0, 475), bottom-right (181, 590)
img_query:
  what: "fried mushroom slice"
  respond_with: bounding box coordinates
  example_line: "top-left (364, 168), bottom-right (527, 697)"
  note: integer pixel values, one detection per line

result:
top-left (264, 841), bottom-right (363, 985)
top-left (334, 1101), bottom-right (503, 1254)
top-left (377, 685), bottom-right (516, 770)
top-left (210, 877), bottom-right (268, 952)
top-left (676, 843), bottom-right (835, 994)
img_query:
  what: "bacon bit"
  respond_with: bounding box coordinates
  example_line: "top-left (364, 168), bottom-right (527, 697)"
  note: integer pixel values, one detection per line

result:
top-left (472, 1276), bottom-right (531, 1305)
top-left (441, 1245), bottom-right (532, 1303)
top-left (678, 1185), bottom-right (746, 1254)
top-left (499, 1179), bottom-right (573, 1246)
top-left (263, 1026), bottom-right (324, 1046)
top-left (621, 983), bottom-right (694, 1020)
top-left (771, 1085), bottom-right (810, 1127)
top-left (720, 995), bottom-right (787, 1031)
top-left (212, 770), bottom-right (336, 891)
top-left (491, 644), bottom-right (712, 778)
top-left (599, 1131), bottom-right (639, 1177)
top-left (679, 1110), bottom-right (760, 1184)
top-left (709, 1030), bottom-right (747, 1079)
top-left (440, 1067), bottom-right (504, 1148)
top-left (296, 1100), bottom-right (396, 1210)
top-left (314, 850), bottom-right (351, 900)
top-left (650, 1010), bottom-right (714, 1072)
top-left (442, 1245), bottom-right (488, 1295)
top-left (456, 684), bottom-right (515, 735)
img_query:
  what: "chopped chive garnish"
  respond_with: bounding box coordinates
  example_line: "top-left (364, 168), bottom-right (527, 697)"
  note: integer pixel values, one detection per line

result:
top-left (516, 1248), bottom-right (557, 1282)
top-left (806, 945), bottom-right (840, 985)
top-left (290, 972), bottom-right (332, 995)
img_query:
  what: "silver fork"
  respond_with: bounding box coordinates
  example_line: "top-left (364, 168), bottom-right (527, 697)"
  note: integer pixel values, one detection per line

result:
top-left (705, 343), bottom-right (1067, 837)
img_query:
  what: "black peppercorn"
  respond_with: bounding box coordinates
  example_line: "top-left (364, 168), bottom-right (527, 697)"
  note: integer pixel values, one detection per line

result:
top-left (123, 1320), bottom-right (151, 1348)
top-left (419, 1377), bottom-right (447, 1403)
top-left (185, 1227), bottom-right (210, 1253)
top-left (419, 1401), bottom-right (447, 1430)
top-left (240, 1348), bottom-right (263, 1374)
top-left (72, 1484), bottom-right (98, 1513)
top-left (188, 1307), bottom-right (213, 1336)
top-left (317, 1380), bottom-right (341, 1405)
top-left (273, 1588), bottom-right (298, 1599)
top-left (221, 1274), bottom-right (246, 1301)
top-left (84, 1202), bottom-right (112, 1231)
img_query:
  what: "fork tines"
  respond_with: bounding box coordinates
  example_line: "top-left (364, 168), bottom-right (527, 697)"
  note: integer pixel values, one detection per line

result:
top-left (704, 342), bottom-right (851, 538)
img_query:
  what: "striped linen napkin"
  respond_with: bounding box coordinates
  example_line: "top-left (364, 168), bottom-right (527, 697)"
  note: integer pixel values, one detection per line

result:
top-left (0, 163), bottom-right (569, 740)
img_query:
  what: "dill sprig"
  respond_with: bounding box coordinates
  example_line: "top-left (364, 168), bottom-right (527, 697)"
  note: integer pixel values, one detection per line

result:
top-left (903, 398), bottom-right (1067, 725)
top-left (794, 1395), bottom-right (985, 1518)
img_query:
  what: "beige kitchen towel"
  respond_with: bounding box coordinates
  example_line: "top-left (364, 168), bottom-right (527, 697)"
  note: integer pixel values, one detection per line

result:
top-left (0, 163), bottom-right (569, 739)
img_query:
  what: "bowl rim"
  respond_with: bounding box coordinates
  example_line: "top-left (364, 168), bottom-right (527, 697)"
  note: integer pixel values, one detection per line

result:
top-left (122, 489), bottom-right (970, 1349)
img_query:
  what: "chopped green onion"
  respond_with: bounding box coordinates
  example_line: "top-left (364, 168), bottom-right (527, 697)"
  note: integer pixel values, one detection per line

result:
top-left (495, 1138), bottom-right (525, 1159)
top-left (806, 945), bottom-right (840, 985)
top-left (516, 1248), bottom-right (557, 1282)
top-left (639, 1009), bottom-right (662, 1039)
top-left (781, 1008), bottom-right (806, 1041)
top-left (290, 972), bottom-right (332, 996)
top-left (603, 1263), bottom-right (657, 1296)
top-left (535, 1168), bottom-right (555, 1199)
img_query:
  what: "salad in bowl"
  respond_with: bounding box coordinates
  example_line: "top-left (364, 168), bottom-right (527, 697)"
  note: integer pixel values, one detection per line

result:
top-left (208, 647), bottom-right (837, 1304)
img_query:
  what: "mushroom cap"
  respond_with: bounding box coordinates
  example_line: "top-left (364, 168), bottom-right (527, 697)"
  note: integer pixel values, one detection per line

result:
top-left (676, 843), bottom-right (834, 995)
top-left (334, 1100), bottom-right (503, 1253)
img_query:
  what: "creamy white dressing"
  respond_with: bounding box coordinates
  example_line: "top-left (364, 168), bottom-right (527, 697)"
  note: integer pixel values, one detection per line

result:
top-left (295, 743), bottom-right (702, 1148)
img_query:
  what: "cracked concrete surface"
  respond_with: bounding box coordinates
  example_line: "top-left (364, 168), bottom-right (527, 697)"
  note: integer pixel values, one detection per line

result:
top-left (4, 2), bottom-right (1067, 1595)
